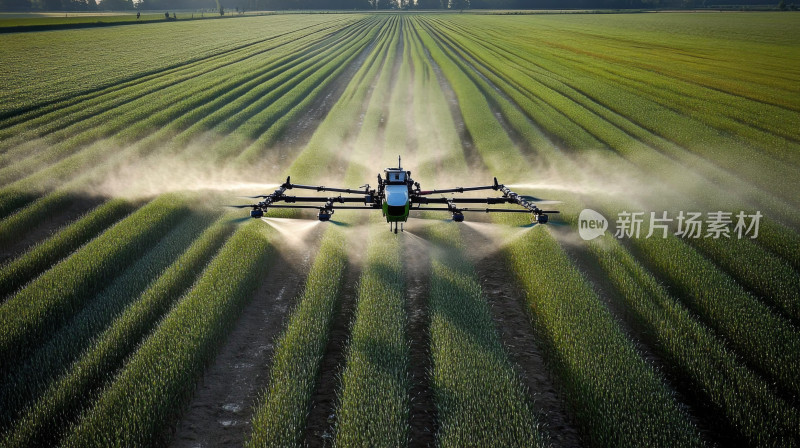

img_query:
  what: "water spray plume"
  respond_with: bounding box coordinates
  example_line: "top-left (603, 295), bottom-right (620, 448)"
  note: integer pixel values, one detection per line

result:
top-left (87, 153), bottom-right (285, 199)
top-left (462, 220), bottom-right (535, 249)
top-left (403, 229), bottom-right (430, 246)
top-left (261, 217), bottom-right (321, 249)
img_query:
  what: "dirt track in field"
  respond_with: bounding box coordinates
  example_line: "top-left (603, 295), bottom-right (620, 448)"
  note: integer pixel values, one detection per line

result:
top-left (169, 233), bottom-right (318, 448)
top-left (402, 229), bottom-right (437, 447)
top-left (302, 256), bottom-right (361, 448)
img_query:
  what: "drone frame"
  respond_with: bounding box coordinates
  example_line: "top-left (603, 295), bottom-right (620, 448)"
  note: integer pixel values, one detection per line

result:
top-left (232, 171), bottom-right (559, 233)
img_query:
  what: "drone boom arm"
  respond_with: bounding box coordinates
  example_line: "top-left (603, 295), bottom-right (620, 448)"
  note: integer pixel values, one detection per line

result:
top-left (415, 197), bottom-right (514, 205)
top-left (418, 185), bottom-right (496, 195)
top-left (285, 183), bottom-right (367, 194)
top-left (275, 196), bottom-right (368, 204)
top-left (258, 205), bottom-right (380, 210)
top-left (417, 177), bottom-right (502, 195)
top-left (412, 206), bottom-right (559, 214)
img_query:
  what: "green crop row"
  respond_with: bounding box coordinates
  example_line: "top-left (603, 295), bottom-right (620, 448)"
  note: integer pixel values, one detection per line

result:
top-left (449, 15), bottom-right (799, 148)
top-left (405, 23), bottom-right (548, 442)
top-left (0, 194), bottom-right (188, 374)
top-left (424, 222), bottom-right (547, 448)
top-left (59, 218), bottom-right (274, 447)
top-left (334, 230), bottom-right (409, 447)
top-left (380, 18), bottom-right (413, 157)
top-left (0, 32), bottom-right (341, 218)
top-left (0, 142), bottom-right (124, 219)
top-left (247, 229), bottom-right (347, 447)
top-left (0, 198), bottom-right (135, 299)
top-left (169, 20), bottom-right (371, 156)
top-left (434, 16), bottom-right (800, 207)
top-left (422, 17), bottom-right (800, 329)
top-left (0, 210), bottom-right (215, 432)
top-left (436, 15), bottom-right (800, 297)
top-left (334, 18), bottom-right (413, 445)
top-left (413, 18), bottom-right (529, 181)
top-left (0, 19), bottom-right (369, 247)
top-left (187, 18), bottom-right (375, 160)
top-left (407, 21), bottom-right (469, 176)
top-left (687, 235), bottom-right (800, 324)
top-left (0, 61), bottom-right (236, 186)
top-left (1, 214), bottom-right (235, 448)
top-left (0, 19), bottom-right (366, 209)
top-left (418, 16), bottom-right (595, 155)
top-left (286, 15), bottom-right (397, 178)
top-left (425, 15), bottom-right (800, 236)
top-left (338, 14), bottom-right (400, 158)
top-left (427, 18), bottom-right (612, 151)
top-left (0, 144), bottom-right (137, 230)
top-left (235, 18), bottom-right (382, 165)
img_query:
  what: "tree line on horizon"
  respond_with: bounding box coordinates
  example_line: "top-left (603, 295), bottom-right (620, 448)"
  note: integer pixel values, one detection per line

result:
top-left (0, 0), bottom-right (786, 15)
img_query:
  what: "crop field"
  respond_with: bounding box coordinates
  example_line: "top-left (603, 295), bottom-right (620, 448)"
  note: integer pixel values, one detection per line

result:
top-left (1, 11), bottom-right (799, 448)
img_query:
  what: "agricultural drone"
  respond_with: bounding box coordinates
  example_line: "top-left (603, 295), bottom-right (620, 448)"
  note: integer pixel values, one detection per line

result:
top-left (232, 157), bottom-right (559, 233)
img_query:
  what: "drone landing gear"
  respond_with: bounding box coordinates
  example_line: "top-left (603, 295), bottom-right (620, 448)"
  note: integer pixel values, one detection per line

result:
top-left (390, 222), bottom-right (404, 234)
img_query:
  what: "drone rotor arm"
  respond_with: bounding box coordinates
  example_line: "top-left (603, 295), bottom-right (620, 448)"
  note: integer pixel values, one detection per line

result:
top-left (272, 196), bottom-right (370, 204)
top-left (284, 183), bottom-right (368, 194)
top-left (417, 185), bottom-right (496, 195)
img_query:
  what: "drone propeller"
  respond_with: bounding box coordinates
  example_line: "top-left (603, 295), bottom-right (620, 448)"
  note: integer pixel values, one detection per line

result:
top-left (226, 204), bottom-right (257, 209)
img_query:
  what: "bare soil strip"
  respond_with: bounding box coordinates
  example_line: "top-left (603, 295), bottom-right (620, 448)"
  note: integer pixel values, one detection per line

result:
top-left (169, 234), bottom-right (320, 448)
